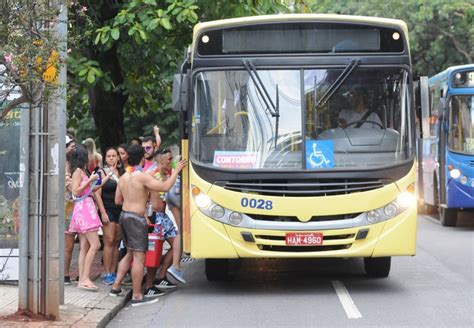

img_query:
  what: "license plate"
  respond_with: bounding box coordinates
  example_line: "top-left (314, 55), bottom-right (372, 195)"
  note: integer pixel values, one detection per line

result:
top-left (285, 232), bottom-right (323, 246)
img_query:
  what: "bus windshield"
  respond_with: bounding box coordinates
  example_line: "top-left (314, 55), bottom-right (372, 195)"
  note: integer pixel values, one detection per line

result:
top-left (192, 67), bottom-right (413, 170)
top-left (448, 95), bottom-right (474, 155)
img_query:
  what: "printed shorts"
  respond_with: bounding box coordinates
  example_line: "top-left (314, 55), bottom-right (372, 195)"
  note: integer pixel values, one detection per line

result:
top-left (119, 211), bottom-right (148, 252)
top-left (150, 212), bottom-right (177, 239)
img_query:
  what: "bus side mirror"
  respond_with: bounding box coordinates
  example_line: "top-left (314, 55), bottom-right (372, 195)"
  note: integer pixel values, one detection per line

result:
top-left (172, 74), bottom-right (189, 112)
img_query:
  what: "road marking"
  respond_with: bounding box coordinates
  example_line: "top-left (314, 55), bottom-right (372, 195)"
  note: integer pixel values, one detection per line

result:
top-left (332, 280), bottom-right (362, 319)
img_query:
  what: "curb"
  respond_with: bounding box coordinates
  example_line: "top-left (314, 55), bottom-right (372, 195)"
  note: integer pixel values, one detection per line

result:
top-left (97, 289), bottom-right (132, 328)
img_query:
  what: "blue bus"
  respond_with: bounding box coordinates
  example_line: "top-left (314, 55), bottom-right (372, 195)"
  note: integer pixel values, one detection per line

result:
top-left (418, 64), bottom-right (474, 226)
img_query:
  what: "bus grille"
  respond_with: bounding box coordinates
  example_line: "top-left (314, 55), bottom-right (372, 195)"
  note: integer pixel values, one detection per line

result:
top-left (248, 213), bottom-right (362, 222)
top-left (219, 178), bottom-right (390, 196)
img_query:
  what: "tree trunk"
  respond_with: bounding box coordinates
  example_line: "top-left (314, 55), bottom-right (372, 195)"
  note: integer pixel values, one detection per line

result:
top-left (88, 45), bottom-right (127, 153)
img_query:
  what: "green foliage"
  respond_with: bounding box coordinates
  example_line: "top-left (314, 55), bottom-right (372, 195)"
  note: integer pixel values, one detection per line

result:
top-left (0, 0), bottom-right (62, 120)
top-left (68, 0), bottom-right (473, 148)
top-left (301, 0), bottom-right (473, 76)
top-left (68, 0), bottom-right (290, 147)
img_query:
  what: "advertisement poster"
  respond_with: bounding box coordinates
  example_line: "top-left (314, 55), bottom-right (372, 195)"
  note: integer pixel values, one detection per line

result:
top-left (0, 106), bottom-right (21, 280)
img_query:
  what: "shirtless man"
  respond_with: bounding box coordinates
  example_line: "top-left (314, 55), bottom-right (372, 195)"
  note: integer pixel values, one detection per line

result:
top-left (109, 144), bottom-right (186, 307)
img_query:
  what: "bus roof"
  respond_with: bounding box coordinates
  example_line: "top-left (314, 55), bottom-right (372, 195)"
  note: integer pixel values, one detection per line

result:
top-left (429, 64), bottom-right (474, 86)
top-left (193, 14), bottom-right (409, 45)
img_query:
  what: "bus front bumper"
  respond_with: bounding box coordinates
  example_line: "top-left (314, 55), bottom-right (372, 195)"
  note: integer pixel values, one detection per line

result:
top-left (190, 207), bottom-right (417, 259)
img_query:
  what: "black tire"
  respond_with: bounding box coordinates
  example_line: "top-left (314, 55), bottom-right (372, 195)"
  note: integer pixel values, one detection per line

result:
top-left (205, 259), bottom-right (230, 281)
top-left (364, 257), bottom-right (391, 278)
top-left (439, 207), bottom-right (457, 227)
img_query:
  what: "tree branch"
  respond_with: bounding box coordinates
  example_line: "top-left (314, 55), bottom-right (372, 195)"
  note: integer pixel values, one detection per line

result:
top-left (435, 27), bottom-right (472, 63)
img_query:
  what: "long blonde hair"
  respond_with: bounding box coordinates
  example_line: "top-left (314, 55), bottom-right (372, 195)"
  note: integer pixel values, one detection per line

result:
top-left (83, 137), bottom-right (100, 164)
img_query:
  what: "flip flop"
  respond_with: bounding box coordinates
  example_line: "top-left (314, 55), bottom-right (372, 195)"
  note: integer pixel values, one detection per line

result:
top-left (78, 283), bottom-right (99, 292)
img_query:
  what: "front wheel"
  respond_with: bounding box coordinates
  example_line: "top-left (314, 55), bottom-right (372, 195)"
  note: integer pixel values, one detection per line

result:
top-left (439, 207), bottom-right (457, 227)
top-left (364, 257), bottom-right (391, 278)
top-left (205, 259), bottom-right (230, 281)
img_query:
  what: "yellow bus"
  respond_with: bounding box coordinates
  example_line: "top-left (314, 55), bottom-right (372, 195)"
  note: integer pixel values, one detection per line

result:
top-left (172, 14), bottom-right (418, 280)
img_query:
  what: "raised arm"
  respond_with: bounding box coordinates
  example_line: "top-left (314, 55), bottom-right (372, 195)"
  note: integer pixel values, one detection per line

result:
top-left (154, 125), bottom-right (161, 150)
top-left (92, 168), bottom-right (113, 191)
top-left (144, 159), bottom-right (186, 192)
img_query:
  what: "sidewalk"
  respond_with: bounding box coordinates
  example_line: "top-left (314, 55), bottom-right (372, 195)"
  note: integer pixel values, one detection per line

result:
top-left (0, 248), bottom-right (132, 327)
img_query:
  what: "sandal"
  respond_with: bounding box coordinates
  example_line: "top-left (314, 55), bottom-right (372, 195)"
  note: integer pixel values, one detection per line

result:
top-left (78, 283), bottom-right (99, 292)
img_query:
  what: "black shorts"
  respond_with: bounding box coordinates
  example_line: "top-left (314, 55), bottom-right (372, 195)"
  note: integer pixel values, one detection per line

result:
top-left (101, 208), bottom-right (121, 224)
top-left (119, 211), bottom-right (148, 252)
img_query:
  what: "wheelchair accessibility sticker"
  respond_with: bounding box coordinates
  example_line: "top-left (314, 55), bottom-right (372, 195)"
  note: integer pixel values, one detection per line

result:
top-left (305, 140), bottom-right (334, 169)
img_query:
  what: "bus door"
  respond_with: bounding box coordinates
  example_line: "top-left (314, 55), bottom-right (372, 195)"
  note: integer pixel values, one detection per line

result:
top-left (416, 76), bottom-right (436, 211)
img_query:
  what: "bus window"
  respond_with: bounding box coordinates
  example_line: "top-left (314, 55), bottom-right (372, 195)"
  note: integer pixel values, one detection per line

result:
top-left (304, 68), bottom-right (411, 168)
top-left (193, 70), bottom-right (302, 168)
top-left (448, 95), bottom-right (474, 154)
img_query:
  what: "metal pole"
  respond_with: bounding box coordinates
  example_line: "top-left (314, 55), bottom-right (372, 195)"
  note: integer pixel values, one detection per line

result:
top-left (43, 0), bottom-right (67, 317)
top-left (31, 101), bottom-right (41, 313)
top-left (18, 103), bottom-right (30, 310)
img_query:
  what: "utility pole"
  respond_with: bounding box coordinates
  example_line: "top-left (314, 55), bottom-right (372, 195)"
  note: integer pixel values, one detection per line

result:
top-left (18, 0), bottom-right (67, 318)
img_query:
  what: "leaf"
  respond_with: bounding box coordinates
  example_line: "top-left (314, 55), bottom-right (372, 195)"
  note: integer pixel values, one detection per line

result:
top-left (139, 29), bottom-right (148, 41)
top-left (87, 70), bottom-right (95, 84)
top-left (101, 32), bottom-right (109, 45)
top-left (111, 28), bottom-right (120, 40)
top-left (148, 18), bottom-right (160, 30)
top-left (78, 69), bottom-right (88, 77)
top-left (94, 32), bottom-right (101, 45)
top-left (160, 18), bottom-right (172, 30)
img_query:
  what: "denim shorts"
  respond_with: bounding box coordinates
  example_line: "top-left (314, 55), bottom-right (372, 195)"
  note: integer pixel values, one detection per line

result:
top-left (165, 178), bottom-right (181, 210)
top-left (150, 212), bottom-right (177, 239)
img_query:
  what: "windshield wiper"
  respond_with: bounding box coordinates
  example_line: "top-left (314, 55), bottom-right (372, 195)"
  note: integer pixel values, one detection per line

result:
top-left (243, 60), bottom-right (280, 147)
top-left (314, 59), bottom-right (360, 109)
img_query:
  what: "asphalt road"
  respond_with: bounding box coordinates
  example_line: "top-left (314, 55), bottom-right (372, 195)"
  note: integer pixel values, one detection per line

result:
top-left (108, 212), bottom-right (474, 327)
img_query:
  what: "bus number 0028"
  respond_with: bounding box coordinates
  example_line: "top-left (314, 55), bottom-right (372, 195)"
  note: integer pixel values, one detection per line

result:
top-left (241, 197), bottom-right (273, 210)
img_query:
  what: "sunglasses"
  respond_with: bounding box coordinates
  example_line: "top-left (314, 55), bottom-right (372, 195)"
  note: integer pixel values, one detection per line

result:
top-left (143, 146), bottom-right (153, 152)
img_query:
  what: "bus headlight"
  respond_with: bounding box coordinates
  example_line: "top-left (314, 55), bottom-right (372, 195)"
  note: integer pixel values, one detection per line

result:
top-left (450, 169), bottom-right (461, 179)
top-left (195, 193), bottom-right (211, 209)
top-left (459, 176), bottom-right (468, 185)
top-left (396, 191), bottom-right (417, 208)
top-left (367, 210), bottom-right (380, 223)
top-left (210, 205), bottom-right (225, 219)
top-left (228, 212), bottom-right (243, 225)
top-left (365, 184), bottom-right (415, 224)
top-left (383, 203), bottom-right (398, 217)
top-left (192, 185), bottom-right (244, 226)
